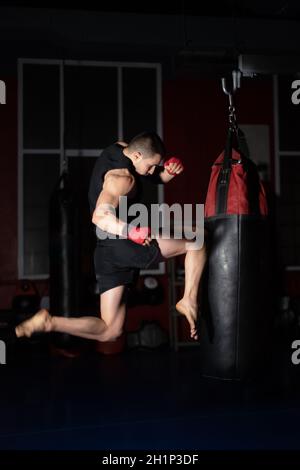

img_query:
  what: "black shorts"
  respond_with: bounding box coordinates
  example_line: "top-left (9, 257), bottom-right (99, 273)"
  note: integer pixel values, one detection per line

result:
top-left (94, 238), bottom-right (164, 295)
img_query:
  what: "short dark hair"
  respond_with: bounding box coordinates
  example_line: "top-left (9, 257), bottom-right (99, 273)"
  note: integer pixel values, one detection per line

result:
top-left (127, 131), bottom-right (166, 159)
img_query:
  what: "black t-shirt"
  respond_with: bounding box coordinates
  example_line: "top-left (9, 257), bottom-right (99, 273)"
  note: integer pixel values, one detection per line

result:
top-left (88, 143), bottom-right (137, 215)
top-left (88, 143), bottom-right (164, 244)
top-left (88, 142), bottom-right (163, 216)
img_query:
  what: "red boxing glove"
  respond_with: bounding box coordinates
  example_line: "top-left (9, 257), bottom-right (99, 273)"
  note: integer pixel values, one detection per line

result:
top-left (128, 226), bottom-right (151, 245)
top-left (164, 157), bottom-right (184, 175)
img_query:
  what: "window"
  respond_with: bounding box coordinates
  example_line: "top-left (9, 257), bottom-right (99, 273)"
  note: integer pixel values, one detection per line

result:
top-left (275, 75), bottom-right (300, 268)
top-left (19, 60), bottom-right (164, 279)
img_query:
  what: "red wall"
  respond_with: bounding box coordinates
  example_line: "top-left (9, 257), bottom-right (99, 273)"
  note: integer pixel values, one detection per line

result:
top-left (163, 76), bottom-right (275, 207)
top-left (0, 73), bottom-right (276, 337)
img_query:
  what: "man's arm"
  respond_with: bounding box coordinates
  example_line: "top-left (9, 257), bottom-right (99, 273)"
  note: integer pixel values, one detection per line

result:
top-left (143, 165), bottom-right (166, 184)
top-left (116, 140), bottom-right (183, 184)
top-left (145, 158), bottom-right (184, 184)
top-left (92, 168), bottom-right (134, 237)
top-left (92, 169), bottom-right (152, 245)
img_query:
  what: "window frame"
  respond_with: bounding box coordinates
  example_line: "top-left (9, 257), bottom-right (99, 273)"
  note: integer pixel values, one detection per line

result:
top-left (273, 74), bottom-right (300, 270)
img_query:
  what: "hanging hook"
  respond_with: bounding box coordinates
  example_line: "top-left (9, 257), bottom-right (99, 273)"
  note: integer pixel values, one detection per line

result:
top-left (221, 70), bottom-right (241, 130)
top-left (221, 70), bottom-right (241, 98)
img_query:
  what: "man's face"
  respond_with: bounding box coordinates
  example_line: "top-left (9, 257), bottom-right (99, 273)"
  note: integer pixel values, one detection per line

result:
top-left (133, 152), bottom-right (162, 175)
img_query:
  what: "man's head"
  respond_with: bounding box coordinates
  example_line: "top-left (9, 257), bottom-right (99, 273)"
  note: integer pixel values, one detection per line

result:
top-left (123, 131), bottom-right (165, 175)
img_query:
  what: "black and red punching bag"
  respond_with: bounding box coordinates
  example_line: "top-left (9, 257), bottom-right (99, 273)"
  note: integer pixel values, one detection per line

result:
top-left (200, 127), bottom-right (272, 380)
top-left (49, 171), bottom-right (80, 350)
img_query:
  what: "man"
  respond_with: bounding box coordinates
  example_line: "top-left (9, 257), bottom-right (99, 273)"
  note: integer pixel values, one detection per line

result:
top-left (15, 132), bottom-right (206, 342)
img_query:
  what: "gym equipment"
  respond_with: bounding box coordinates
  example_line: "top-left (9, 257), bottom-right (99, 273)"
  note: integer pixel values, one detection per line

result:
top-left (12, 279), bottom-right (40, 319)
top-left (128, 226), bottom-right (151, 245)
top-left (127, 321), bottom-right (168, 349)
top-left (164, 157), bottom-right (184, 175)
top-left (140, 276), bottom-right (164, 305)
top-left (127, 276), bottom-right (164, 307)
top-left (49, 170), bottom-right (80, 350)
top-left (200, 71), bottom-right (272, 380)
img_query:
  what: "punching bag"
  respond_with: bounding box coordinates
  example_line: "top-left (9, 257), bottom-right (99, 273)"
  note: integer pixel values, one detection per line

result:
top-left (200, 128), bottom-right (272, 380)
top-left (49, 171), bottom-right (80, 350)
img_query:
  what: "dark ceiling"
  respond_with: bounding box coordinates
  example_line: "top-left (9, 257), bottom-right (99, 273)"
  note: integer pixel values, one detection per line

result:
top-left (1, 0), bottom-right (300, 76)
top-left (1, 0), bottom-right (300, 20)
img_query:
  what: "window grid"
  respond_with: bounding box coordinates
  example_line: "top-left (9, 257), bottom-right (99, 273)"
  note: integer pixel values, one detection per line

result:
top-left (274, 74), bottom-right (300, 269)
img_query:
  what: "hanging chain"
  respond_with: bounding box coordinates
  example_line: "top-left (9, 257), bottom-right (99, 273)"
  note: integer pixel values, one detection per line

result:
top-left (221, 70), bottom-right (241, 131)
top-left (228, 105), bottom-right (238, 130)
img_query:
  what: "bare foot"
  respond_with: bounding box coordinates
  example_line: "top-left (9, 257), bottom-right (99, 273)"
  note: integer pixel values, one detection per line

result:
top-left (176, 298), bottom-right (199, 340)
top-left (15, 309), bottom-right (52, 338)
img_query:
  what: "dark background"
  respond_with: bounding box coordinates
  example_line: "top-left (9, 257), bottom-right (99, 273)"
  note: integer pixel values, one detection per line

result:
top-left (1, 2), bottom-right (300, 329)
top-left (1, 1), bottom-right (300, 455)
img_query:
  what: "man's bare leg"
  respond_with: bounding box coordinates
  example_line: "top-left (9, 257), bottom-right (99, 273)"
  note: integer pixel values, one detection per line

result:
top-left (15, 285), bottom-right (127, 343)
top-left (156, 236), bottom-right (206, 340)
top-left (175, 246), bottom-right (206, 340)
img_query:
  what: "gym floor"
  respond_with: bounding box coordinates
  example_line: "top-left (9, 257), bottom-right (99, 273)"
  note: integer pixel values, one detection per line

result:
top-left (1, 335), bottom-right (300, 452)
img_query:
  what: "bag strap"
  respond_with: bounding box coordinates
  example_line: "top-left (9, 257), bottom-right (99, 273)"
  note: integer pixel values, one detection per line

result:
top-left (217, 128), bottom-right (233, 213)
top-left (222, 126), bottom-right (250, 169)
top-left (236, 127), bottom-right (250, 159)
top-left (217, 126), bottom-right (250, 214)
top-left (222, 127), bottom-right (234, 170)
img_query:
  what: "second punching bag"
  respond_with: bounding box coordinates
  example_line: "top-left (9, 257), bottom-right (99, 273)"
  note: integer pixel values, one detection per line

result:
top-left (49, 171), bottom-right (80, 348)
top-left (200, 128), bottom-right (272, 380)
